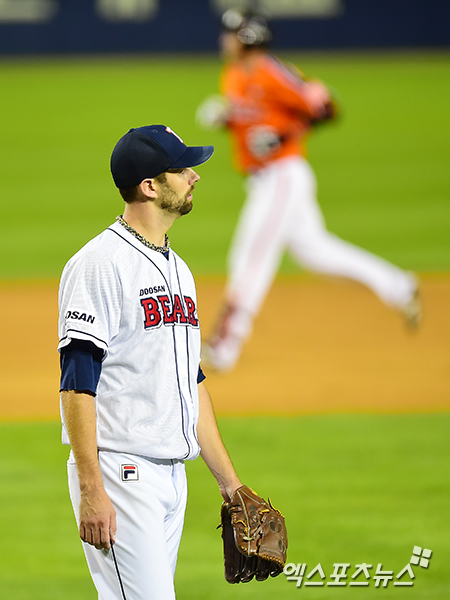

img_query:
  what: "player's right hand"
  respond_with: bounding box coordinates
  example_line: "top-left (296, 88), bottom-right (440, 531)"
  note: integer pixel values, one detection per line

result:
top-left (79, 488), bottom-right (117, 550)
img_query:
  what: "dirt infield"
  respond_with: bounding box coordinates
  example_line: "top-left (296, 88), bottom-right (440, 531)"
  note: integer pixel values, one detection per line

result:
top-left (0, 275), bottom-right (448, 420)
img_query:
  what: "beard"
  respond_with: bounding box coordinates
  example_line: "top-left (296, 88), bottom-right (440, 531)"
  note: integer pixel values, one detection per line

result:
top-left (158, 182), bottom-right (193, 216)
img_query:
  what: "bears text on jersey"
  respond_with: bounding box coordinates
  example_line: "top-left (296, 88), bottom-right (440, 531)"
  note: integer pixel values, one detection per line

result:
top-left (140, 294), bottom-right (198, 329)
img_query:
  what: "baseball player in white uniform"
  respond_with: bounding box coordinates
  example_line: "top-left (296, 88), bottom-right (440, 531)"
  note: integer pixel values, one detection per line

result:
top-left (58, 125), bottom-right (243, 599)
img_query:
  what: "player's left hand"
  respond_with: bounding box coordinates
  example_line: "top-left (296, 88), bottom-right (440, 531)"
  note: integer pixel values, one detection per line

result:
top-left (219, 485), bottom-right (288, 583)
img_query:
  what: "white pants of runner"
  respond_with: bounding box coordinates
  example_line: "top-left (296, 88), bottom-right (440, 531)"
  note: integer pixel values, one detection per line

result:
top-left (68, 450), bottom-right (187, 600)
top-left (226, 155), bottom-right (416, 335)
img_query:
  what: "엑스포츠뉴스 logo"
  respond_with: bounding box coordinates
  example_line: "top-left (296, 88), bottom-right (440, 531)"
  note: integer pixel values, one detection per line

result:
top-left (283, 546), bottom-right (433, 588)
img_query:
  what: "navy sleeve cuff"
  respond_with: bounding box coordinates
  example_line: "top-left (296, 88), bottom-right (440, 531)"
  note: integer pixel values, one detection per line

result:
top-left (197, 366), bottom-right (206, 385)
top-left (60, 339), bottom-right (104, 396)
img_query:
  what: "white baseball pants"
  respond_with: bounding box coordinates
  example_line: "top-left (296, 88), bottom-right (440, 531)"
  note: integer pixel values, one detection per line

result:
top-left (68, 451), bottom-right (187, 600)
top-left (226, 156), bottom-right (416, 321)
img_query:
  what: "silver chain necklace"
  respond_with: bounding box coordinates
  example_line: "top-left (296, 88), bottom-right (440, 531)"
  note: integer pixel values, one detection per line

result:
top-left (116, 215), bottom-right (170, 254)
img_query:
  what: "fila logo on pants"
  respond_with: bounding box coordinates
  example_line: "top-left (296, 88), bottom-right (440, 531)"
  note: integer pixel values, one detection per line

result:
top-left (140, 294), bottom-right (198, 329)
top-left (121, 464), bottom-right (139, 481)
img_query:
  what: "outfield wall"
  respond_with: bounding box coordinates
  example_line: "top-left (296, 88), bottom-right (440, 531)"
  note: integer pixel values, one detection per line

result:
top-left (0, 0), bottom-right (449, 55)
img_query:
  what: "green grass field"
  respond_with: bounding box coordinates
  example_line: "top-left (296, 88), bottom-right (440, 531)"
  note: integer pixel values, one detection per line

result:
top-left (0, 50), bottom-right (449, 279)
top-left (0, 50), bottom-right (449, 598)
top-left (0, 416), bottom-right (449, 599)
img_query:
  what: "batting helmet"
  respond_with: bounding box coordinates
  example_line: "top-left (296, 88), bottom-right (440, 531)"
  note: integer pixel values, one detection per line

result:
top-left (221, 8), bottom-right (272, 47)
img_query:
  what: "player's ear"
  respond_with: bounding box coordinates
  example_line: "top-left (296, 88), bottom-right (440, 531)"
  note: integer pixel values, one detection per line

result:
top-left (139, 178), bottom-right (158, 199)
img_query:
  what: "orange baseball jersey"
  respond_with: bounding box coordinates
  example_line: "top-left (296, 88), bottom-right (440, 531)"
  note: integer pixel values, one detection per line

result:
top-left (220, 53), bottom-right (326, 174)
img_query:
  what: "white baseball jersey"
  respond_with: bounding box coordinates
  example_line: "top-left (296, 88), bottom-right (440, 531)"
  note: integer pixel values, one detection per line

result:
top-left (58, 220), bottom-right (201, 461)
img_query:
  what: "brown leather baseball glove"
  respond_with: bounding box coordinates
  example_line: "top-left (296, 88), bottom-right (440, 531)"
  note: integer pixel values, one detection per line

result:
top-left (219, 485), bottom-right (288, 583)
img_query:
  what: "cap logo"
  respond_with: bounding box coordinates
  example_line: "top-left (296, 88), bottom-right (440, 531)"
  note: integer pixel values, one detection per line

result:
top-left (165, 126), bottom-right (184, 144)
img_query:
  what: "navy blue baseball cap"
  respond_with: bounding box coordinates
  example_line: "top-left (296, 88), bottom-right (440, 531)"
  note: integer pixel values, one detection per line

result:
top-left (110, 125), bottom-right (214, 188)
